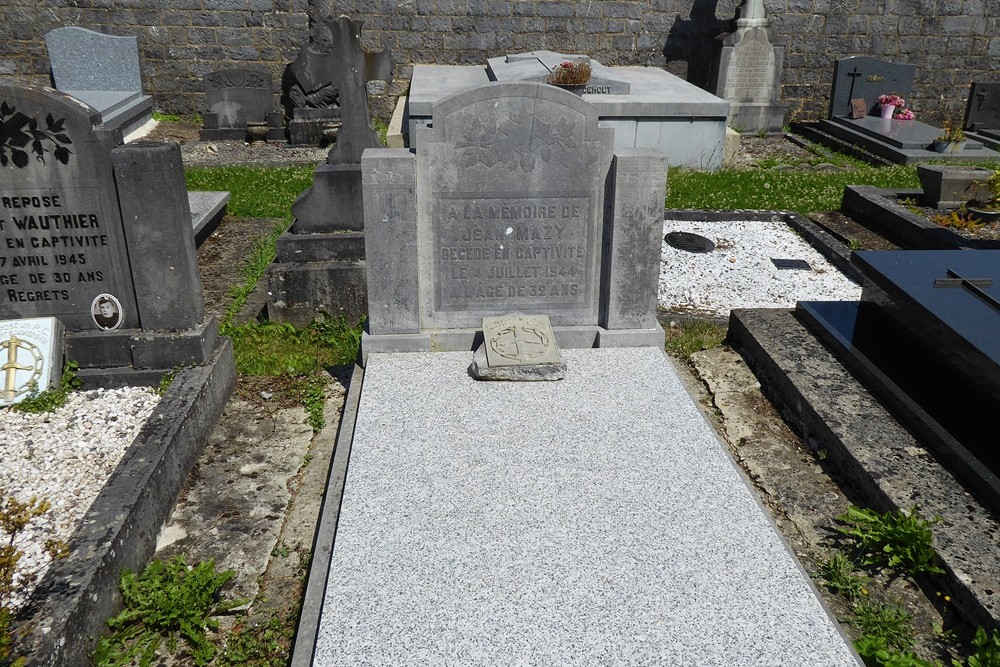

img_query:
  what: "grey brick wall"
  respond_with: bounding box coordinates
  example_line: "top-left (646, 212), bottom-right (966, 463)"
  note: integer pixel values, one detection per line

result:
top-left (1, 0), bottom-right (998, 127)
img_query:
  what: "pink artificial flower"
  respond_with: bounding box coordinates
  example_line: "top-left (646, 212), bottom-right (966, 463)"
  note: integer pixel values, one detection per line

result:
top-left (893, 108), bottom-right (915, 120)
top-left (878, 93), bottom-right (906, 107)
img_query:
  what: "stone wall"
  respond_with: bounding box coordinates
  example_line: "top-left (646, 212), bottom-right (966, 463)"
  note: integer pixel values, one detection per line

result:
top-left (1, 0), bottom-right (998, 126)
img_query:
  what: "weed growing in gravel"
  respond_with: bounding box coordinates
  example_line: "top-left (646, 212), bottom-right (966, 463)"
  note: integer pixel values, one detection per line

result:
top-left (930, 209), bottom-right (985, 232)
top-left (0, 493), bottom-right (69, 666)
top-left (91, 556), bottom-right (244, 667)
top-left (661, 318), bottom-right (728, 360)
top-left (11, 360), bottom-right (83, 414)
top-left (837, 505), bottom-right (944, 576)
top-left (217, 610), bottom-right (294, 666)
top-left (298, 373), bottom-right (327, 433)
top-left (820, 552), bottom-right (870, 601)
top-left (156, 371), bottom-right (174, 396)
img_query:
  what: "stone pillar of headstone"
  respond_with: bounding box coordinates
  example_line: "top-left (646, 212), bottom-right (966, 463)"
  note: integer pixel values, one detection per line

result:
top-left (709, 0), bottom-right (785, 133)
top-left (111, 142), bottom-right (206, 331)
top-left (361, 149), bottom-right (420, 336)
top-left (600, 148), bottom-right (668, 347)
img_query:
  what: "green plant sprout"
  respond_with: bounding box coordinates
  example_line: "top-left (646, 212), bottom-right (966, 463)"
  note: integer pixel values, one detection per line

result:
top-left (836, 505), bottom-right (944, 576)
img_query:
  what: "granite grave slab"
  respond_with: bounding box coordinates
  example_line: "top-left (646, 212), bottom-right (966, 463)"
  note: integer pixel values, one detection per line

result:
top-left (44, 27), bottom-right (153, 139)
top-left (798, 249), bottom-right (1000, 515)
top-left (0, 316), bottom-right (64, 406)
top-left (818, 57), bottom-right (1000, 163)
top-left (0, 84), bottom-right (218, 378)
top-left (363, 82), bottom-right (668, 359)
top-left (406, 51), bottom-right (729, 169)
top-left (199, 68), bottom-right (283, 142)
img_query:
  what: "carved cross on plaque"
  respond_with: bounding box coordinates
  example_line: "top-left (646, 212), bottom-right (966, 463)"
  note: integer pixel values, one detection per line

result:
top-left (846, 67), bottom-right (863, 112)
top-left (976, 89), bottom-right (990, 112)
top-left (933, 268), bottom-right (1000, 312)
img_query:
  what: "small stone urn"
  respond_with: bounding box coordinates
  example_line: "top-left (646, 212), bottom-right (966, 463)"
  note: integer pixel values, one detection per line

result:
top-left (321, 121), bottom-right (343, 144)
top-left (246, 121), bottom-right (269, 143)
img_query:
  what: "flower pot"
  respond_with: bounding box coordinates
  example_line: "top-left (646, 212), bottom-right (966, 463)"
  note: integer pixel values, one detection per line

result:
top-left (966, 204), bottom-right (1000, 224)
top-left (548, 82), bottom-right (587, 96)
top-left (880, 104), bottom-right (896, 119)
top-left (932, 140), bottom-right (967, 154)
top-left (246, 121), bottom-right (269, 143)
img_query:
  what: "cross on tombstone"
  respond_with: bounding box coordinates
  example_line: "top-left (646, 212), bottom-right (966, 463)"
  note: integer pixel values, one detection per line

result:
top-left (976, 89), bottom-right (990, 112)
top-left (846, 67), bottom-right (863, 113)
top-left (1, 335), bottom-right (41, 402)
top-left (933, 268), bottom-right (999, 312)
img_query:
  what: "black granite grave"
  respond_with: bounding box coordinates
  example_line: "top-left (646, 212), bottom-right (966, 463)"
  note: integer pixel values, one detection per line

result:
top-left (818, 57), bottom-right (1000, 164)
top-left (799, 249), bottom-right (1000, 514)
top-left (0, 84), bottom-right (223, 380)
top-left (200, 68), bottom-right (284, 142)
top-left (964, 81), bottom-right (1000, 151)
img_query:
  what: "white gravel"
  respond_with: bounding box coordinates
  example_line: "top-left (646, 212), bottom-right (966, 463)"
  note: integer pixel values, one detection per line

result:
top-left (0, 386), bottom-right (160, 608)
top-left (660, 218), bottom-right (862, 317)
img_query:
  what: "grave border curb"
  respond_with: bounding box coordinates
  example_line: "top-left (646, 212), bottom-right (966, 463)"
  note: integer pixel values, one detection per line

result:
top-left (20, 337), bottom-right (236, 666)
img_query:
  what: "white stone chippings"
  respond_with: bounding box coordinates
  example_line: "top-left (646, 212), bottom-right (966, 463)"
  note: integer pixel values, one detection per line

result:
top-left (660, 219), bottom-right (862, 316)
top-left (0, 387), bottom-right (160, 608)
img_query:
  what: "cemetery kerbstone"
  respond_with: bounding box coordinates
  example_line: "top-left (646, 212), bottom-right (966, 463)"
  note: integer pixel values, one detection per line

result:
top-left (44, 27), bottom-right (153, 139)
top-left (199, 68), bottom-right (283, 142)
top-left (0, 316), bottom-right (63, 406)
top-left (0, 84), bottom-right (219, 376)
top-left (363, 82), bottom-right (667, 360)
top-left (710, 0), bottom-right (785, 133)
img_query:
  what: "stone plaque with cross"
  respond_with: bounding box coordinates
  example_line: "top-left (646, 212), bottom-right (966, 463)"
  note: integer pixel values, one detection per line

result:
top-left (828, 57), bottom-right (915, 119)
top-left (0, 316), bottom-right (63, 407)
top-left (482, 313), bottom-right (562, 367)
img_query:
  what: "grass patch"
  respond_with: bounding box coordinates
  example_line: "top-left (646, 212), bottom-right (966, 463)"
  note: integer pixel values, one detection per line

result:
top-left (185, 166), bottom-right (315, 219)
top-left (666, 164), bottom-right (920, 213)
top-left (226, 315), bottom-right (362, 376)
top-left (662, 318), bottom-right (728, 360)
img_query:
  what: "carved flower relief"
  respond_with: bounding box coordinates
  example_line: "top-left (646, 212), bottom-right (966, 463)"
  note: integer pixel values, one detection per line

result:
top-left (452, 109), bottom-right (580, 172)
top-left (0, 102), bottom-right (73, 168)
top-left (205, 71), bottom-right (267, 90)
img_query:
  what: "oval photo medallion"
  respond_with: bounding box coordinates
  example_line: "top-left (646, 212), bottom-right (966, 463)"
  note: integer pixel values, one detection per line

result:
top-left (91, 293), bottom-right (124, 331)
top-left (665, 231), bottom-right (716, 253)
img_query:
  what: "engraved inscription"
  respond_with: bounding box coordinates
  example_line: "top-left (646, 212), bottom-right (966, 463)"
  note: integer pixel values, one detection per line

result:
top-left (434, 196), bottom-right (591, 310)
top-left (722, 41), bottom-right (775, 103)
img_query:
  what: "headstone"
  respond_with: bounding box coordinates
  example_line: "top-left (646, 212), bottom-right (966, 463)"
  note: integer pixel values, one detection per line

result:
top-left (469, 313), bottom-right (567, 381)
top-left (362, 82), bottom-right (668, 360)
top-left (199, 68), bottom-right (283, 142)
top-left (816, 57), bottom-right (1000, 164)
top-left (266, 15), bottom-right (392, 325)
top-left (0, 316), bottom-right (63, 406)
top-left (44, 27), bottom-right (153, 139)
top-left (799, 249), bottom-right (1000, 513)
top-left (0, 84), bottom-right (217, 375)
top-left (963, 82), bottom-right (1000, 150)
top-left (709, 0), bottom-right (785, 133)
top-left (408, 53), bottom-right (730, 170)
top-left (284, 15), bottom-right (391, 147)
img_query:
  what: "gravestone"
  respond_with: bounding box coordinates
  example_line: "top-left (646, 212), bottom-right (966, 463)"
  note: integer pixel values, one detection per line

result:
top-left (283, 15), bottom-right (391, 146)
top-left (408, 52), bottom-right (730, 169)
top-left (199, 68), bottom-right (283, 142)
top-left (709, 0), bottom-right (785, 133)
top-left (799, 249), bottom-right (1000, 514)
top-left (0, 317), bottom-right (63, 406)
top-left (362, 82), bottom-right (668, 359)
top-left (964, 82), bottom-right (1000, 150)
top-left (0, 84), bottom-right (218, 377)
top-left (266, 15), bottom-right (390, 325)
top-left (44, 27), bottom-right (153, 139)
top-left (816, 57), bottom-right (1000, 164)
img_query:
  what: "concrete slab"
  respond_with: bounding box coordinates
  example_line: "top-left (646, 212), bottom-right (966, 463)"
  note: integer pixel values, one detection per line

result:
top-left (310, 347), bottom-right (859, 666)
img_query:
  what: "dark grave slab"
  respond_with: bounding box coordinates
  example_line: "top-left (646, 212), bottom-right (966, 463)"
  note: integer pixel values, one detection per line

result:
top-left (200, 68), bottom-right (283, 142)
top-left (0, 84), bottom-right (218, 375)
top-left (834, 116), bottom-right (984, 150)
top-left (798, 249), bottom-right (1000, 515)
top-left (44, 27), bottom-right (153, 138)
top-left (771, 258), bottom-right (810, 270)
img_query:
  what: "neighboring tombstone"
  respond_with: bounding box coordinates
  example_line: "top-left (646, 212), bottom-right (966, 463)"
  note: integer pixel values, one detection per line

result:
top-left (283, 15), bottom-right (392, 146)
top-left (963, 82), bottom-right (1000, 150)
top-left (44, 27), bottom-right (153, 139)
top-left (266, 15), bottom-right (389, 325)
top-left (0, 317), bottom-right (64, 406)
top-left (709, 0), bottom-right (785, 133)
top-left (199, 68), bottom-right (283, 142)
top-left (362, 82), bottom-right (668, 360)
top-left (816, 57), bottom-right (1000, 164)
top-left (0, 85), bottom-right (219, 377)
